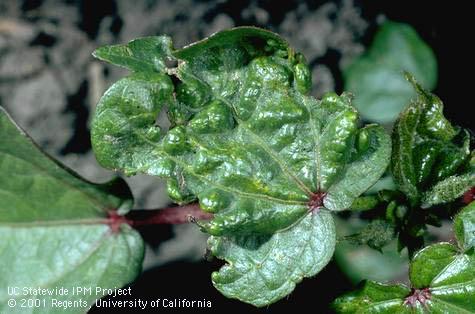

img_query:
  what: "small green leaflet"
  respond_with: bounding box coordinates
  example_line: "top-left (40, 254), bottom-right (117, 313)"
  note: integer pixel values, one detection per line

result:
top-left (344, 21), bottom-right (437, 124)
top-left (0, 107), bottom-right (144, 313)
top-left (93, 36), bottom-right (173, 73)
top-left (391, 73), bottom-right (474, 207)
top-left (333, 202), bottom-right (475, 313)
top-left (91, 27), bottom-right (391, 237)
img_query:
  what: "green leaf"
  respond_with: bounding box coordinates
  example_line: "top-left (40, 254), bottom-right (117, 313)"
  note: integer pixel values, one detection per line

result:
top-left (334, 204), bottom-right (475, 313)
top-left (324, 125), bottom-right (391, 211)
top-left (391, 73), bottom-right (473, 207)
top-left (92, 27), bottom-right (391, 237)
top-left (421, 173), bottom-right (475, 208)
top-left (454, 202), bottom-right (475, 251)
top-left (409, 243), bottom-right (458, 288)
top-left (208, 210), bottom-right (335, 307)
top-left (91, 73), bottom-right (174, 176)
top-left (344, 21), bottom-right (437, 124)
top-left (343, 220), bottom-right (395, 252)
top-left (427, 250), bottom-right (475, 312)
top-left (332, 281), bottom-right (410, 313)
top-left (92, 36), bottom-right (173, 73)
top-left (0, 107), bottom-right (144, 313)
top-left (349, 195), bottom-right (380, 211)
top-left (335, 249), bottom-right (475, 313)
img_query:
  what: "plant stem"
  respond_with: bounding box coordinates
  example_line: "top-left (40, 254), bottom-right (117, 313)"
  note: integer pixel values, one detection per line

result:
top-left (124, 203), bottom-right (213, 226)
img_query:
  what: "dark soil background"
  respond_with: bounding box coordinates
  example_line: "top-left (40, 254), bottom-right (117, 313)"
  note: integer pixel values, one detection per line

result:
top-left (1, 0), bottom-right (472, 313)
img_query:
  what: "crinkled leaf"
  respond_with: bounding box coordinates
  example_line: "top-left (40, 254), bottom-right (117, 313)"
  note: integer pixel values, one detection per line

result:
top-left (454, 201), bottom-right (475, 251)
top-left (209, 210), bottom-right (335, 307)
top-left (344, 21), bottom-right (437, 124)
top-left (391, 73), bottom-right (473, 207)
top-left (92, 36), bottom-right (173, 73)
top-left (91, 73), bottom-right (174, 176)
top-left (324, 125), bottom-right (391, 211)
top-left (334, 204), bottom-right (475, 313)
top-left (343, 220), bottom-right (395, 252)
top-left (92, 27), bottom-right (391, 237)
top-left (0, 107), bottom-right (144, 313)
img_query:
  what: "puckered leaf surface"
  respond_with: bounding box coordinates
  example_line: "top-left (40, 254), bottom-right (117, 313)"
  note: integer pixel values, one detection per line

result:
top-left (333, 202), bottom-right (475, 313)
top-left (92, 27), bottom-right (391, 237)
top-left (391, 74), bottom-right (474, 207)
top-left (91, 27), bottom-right (393, 307)
top-left (0, 108), bottom-right (144, 313)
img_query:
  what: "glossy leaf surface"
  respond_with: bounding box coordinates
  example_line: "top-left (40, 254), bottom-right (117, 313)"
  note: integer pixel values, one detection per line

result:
top-left (454, 201), bottom-right (475, 251)
top-left (391, 74), bottom-right (474, 207)
top-left (0, 108), bottom-right (144, 313)
top-left (333, 202), bottom-right (475, 313)
top-left (92, 27), bottom-right (391, 237)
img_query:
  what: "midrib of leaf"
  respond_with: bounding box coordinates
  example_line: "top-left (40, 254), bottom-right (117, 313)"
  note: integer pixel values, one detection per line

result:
top-left (162, 149), bottom-right (306, 205)
top-left (395, 106), bottom-right (420, 201)
top-left (2, 229), bottom-right (110, 302)
top-left (0, 150), bottom-right (106, 215)
top-left (430, 278), bottom-right (475, 294)
top-left (84, 231), bottom-right (119, 293)
top-left (97, 47), bottom-right (158, 71)
top-left (219, 212), bottom-right (329, 300)
top-left (0, 218), bottom-right (108, 227)
top-left (301, 96), bottom-right (321, 192)
top-left (180, 68), bottom-right (314, 197)
top-left (315, 109), bottom-right (352, 191)
top-left (364, 299), bottom-right (405, 312)
top-left (117, 108), bottom-right (307, 205)
top-left (429, 296), bottom-right (474, 314)
top-left (240, 125), bottom-right (312, 195)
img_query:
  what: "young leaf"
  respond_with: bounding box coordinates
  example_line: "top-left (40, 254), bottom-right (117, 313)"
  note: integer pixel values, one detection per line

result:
top-left (454, 201), bottom-right (475, 251)
top-left (421, 172), bottom-right (475, 208)
top-left (91, 36), bottom-right (175, 177)
top-left (92, 27), bottom-right (391, 237)
top-left (0, 107), bottom-right (144, 313)
top-left (408, 243), bottom-right (458, 289)
top-left (344, 21), bottom-right (437, 124)
top-left (209, 210), bottom-right (335, 307)
top-left (92, 36), bottom-right (173, 73)
top-left (391, 73), bottom-right (473, 207)
top-left (333, 203), bottom-right (475, 313)
top-left (332, 281), bottom-right (411, 313)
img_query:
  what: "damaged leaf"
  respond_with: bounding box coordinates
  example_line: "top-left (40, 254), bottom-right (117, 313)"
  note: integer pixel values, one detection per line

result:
top-left (391, 73), bottom-right (474, 207)
top-left (92, 27), bottom-right (391, 237)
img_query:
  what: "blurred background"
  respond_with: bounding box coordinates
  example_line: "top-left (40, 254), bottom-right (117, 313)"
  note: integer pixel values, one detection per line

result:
top-left (1, 0), bottom-right (472, 312)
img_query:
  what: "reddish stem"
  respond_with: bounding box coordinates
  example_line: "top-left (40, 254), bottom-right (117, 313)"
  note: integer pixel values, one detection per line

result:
top-left (126, 203), bottom-right (213, 226)
top-left (462, 187), bottom-right (475, 204)
top-left (106, 203), bottom-right (213, 233)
